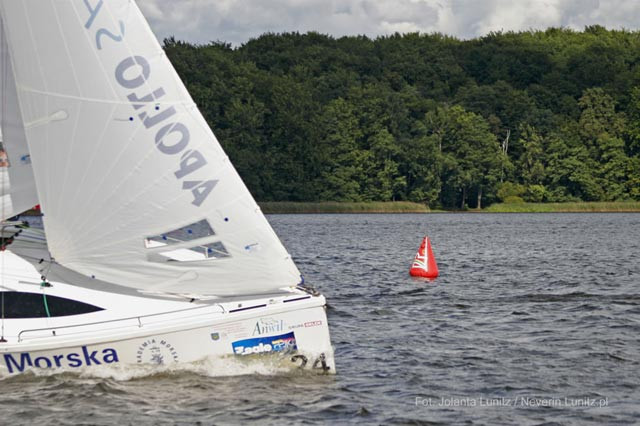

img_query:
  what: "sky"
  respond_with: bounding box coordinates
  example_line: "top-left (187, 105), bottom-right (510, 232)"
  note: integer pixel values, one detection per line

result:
top-left (138, 0), bottom-right (640, 46)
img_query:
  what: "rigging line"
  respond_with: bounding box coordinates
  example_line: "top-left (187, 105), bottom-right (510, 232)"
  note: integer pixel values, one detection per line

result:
top-left (40, 269), bottom-right (52, 319)
top-left (1, 17), bottom-right (6, 343)
top-left (16, 85), bottom-right (194, 108)
top-left (1, 246), bottom-right (4, 342)
top-left (13, 235), bottom-right (47, 244)
top-left (39, 250), bottom-right (54, 282)
top-left (0, 230), bottom-right (5, 342)
top-left (0, 185), bottom-right (6, 344)
top-left (18, 225), bottom-right (44, 234)
top-left (5, 252), bottom-right (54, 266)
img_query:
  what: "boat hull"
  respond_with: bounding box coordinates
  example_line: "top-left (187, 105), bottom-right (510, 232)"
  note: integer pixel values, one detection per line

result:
top-left (0, 298), bottom-right (334, 376)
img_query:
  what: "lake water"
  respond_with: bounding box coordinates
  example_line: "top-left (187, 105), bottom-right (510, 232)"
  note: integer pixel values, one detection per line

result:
top-left (1, 213), bottom-right (639, 425)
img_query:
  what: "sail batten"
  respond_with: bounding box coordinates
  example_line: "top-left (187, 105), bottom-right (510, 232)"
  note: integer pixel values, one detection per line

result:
top-left (0, 0), bottom-right (301, 295)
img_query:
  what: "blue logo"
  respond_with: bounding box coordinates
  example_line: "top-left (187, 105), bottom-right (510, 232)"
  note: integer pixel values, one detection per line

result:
top-left (232, 332), bottom-right (297, 356)
top-left (3, 346), bottom-right (119, 374)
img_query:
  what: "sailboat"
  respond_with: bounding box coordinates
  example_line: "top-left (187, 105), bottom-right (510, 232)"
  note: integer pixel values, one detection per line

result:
top-left (0, 1), bottom-right (333, 375)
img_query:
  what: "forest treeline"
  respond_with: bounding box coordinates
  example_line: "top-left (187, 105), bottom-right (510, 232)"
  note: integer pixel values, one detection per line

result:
top-left (164, 26), bottom-right (640, 209)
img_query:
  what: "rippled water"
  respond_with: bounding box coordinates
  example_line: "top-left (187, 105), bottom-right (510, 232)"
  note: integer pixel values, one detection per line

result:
top-left (1, 213), bottom-right (639, 425)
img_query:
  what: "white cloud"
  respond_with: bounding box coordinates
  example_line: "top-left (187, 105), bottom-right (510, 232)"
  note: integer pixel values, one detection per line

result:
top-left (136, 0), bottom-right (640, 45)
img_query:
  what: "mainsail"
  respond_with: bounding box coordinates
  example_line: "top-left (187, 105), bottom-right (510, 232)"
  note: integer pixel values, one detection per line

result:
top-left (0, 0), bottom-right (301, 295)
top-left (0, 15), bottom-right (38, 220)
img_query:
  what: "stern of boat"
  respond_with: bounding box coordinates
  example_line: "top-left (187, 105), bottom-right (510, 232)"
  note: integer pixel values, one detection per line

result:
top-left (214, 292), bottom-right (335, 373)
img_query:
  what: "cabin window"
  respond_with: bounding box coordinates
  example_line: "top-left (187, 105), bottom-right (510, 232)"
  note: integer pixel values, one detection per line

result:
top-left (144, 219), bottom-right (215, 248)
top-left (144, 219), bottom-right (231, 262)
top-left (189, 241), bottom-right (230, 258)
top-left (0, 291), bottom-right (103, 318)
top-left (150, 241), bottom-right (231, 262)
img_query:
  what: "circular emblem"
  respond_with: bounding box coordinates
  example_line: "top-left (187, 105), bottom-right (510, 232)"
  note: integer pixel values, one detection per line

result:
top-left (136, 338), bottom-right (179, 365)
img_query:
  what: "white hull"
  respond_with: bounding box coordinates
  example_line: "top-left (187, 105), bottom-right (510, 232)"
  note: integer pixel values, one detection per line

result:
top-left (0, 297), bottom-right (334, 376)
top-left (0, 249), bottom-right (334, 376)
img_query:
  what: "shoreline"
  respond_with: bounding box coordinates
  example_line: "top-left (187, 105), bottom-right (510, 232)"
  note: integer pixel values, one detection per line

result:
top-left (258, 201), bottom-right (431, 214)
top-left (258, 201), bottom-right (640, 214)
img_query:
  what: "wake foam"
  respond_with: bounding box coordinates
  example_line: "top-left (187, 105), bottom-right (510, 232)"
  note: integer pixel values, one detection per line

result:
top-left (0, 353), bottom-right (313, 381)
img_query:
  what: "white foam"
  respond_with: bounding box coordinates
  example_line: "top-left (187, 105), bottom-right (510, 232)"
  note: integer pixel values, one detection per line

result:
top-left (0, 354), bottom-right (306, 381)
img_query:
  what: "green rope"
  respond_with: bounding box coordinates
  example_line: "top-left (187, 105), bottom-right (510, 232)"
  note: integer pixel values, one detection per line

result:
top-left (41, 283), bottom-right (51, 318)
top-left (42, 293), bottom-right (51, 318)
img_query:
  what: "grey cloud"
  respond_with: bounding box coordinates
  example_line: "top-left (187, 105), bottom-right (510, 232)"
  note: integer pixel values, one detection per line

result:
top-left (137, 0), bottom-right (640, 45)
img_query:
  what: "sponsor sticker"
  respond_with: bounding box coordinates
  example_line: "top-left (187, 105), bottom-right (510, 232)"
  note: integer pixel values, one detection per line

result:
top-left (252, 317), bottom-right (285, 336)
top-left (214, 322), bottom-right (248, 340)
top-left (232, 332), bottom-right (297, 356)
top-left (289, 320), bottom-right (322, 330)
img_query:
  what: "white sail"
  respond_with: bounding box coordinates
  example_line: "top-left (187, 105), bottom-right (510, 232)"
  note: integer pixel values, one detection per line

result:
top-left (0, 16), bottom-right (38, 220)
top-left (0, 0), bottom-right (300, 295)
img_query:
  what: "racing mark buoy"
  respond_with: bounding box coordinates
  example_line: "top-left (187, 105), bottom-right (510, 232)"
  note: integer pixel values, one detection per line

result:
top-left (409, 236), bottom-right (439, 278)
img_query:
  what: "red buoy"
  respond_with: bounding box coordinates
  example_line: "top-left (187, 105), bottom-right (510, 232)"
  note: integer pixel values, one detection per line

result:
top-left (409, 236), bottom-right (439, 278)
